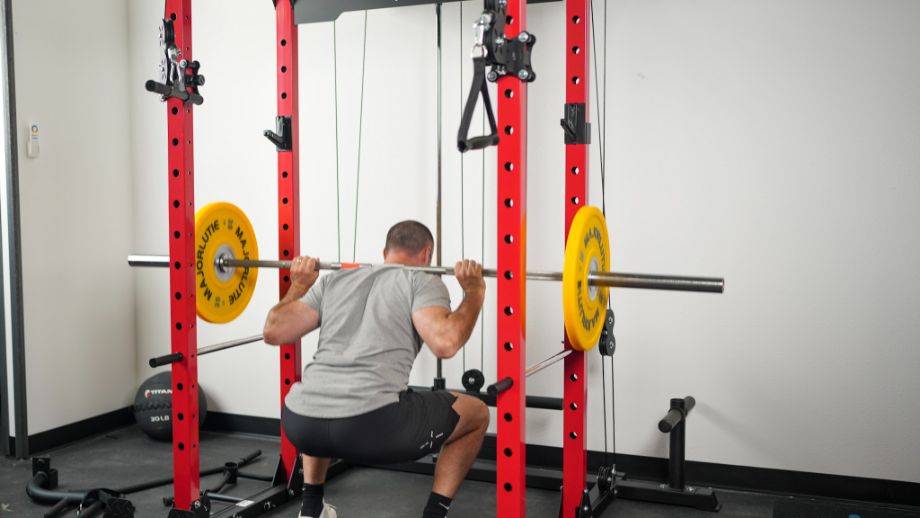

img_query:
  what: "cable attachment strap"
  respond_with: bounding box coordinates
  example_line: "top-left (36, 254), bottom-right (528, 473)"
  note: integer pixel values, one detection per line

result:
top-left (457, 47), bottom-right (499, 152)
top-left (457, 2), bottom-right (537, 153)
top-left (145, 19), bottom-right (205, 105)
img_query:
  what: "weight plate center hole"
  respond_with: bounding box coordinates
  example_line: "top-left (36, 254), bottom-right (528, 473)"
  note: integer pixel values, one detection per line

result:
top-left (588, 257), bottom-right (599, 301)
top-left (214, 244), bottom-right (236, 282)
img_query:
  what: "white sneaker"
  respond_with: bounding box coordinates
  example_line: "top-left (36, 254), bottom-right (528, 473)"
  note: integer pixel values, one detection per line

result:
top-left (299, 502), bottom-right (336, 518)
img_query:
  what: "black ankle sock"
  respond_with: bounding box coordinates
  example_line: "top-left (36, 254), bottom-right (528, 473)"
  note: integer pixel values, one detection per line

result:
top-left (422, 492), bottom-right (453, 518)
top-left (301, 483), bottom-right (324, 517)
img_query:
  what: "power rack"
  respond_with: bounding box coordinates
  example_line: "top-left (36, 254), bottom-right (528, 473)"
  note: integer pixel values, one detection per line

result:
top-left (154, 1), bottom-right (614, 517)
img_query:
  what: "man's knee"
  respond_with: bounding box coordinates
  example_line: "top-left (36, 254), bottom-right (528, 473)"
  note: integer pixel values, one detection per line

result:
top-left (472, 398), bottom-right (489, 429)
top-left (453, 394), bottom-right (489, 429)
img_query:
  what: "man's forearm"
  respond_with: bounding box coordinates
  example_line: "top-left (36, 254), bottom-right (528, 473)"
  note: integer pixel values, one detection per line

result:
top-left (263, 282), bottom-right (313, 343)
top-left (283, 281), bottom-right (311, 304)
top-left (266, 283), bottom-right (308, 318)
top-left (445, 289), bottom-right (485, 353)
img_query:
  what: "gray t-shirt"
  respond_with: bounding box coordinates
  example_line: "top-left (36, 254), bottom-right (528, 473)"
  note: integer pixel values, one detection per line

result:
top-left (284, 265), bottom-right (451, 418)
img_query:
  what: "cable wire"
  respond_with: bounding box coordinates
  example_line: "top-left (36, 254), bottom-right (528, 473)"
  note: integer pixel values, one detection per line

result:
top-left (460, 4), bottom-right (472, 373)
top-left (435, 3), bottom-right (446, 385)
top-left (352, 11), bottom-right (369, 262)
top-left (480, 58), bottom-right (487, 376)
top-left (333, 21), bottom-right (342, 262)
top-left (591, 0), bottom-right (607, 216)
top-left (591, 0), bottom-right (617, 468)
top-left (436, 3), bottom-right (443, 269)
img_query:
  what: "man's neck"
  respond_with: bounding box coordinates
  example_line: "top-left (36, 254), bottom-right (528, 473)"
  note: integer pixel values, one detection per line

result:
top-left (384, 251), bottom-right (427, 267)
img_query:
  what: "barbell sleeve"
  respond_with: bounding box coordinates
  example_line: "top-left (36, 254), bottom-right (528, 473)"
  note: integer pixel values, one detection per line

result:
top-left (659, 409), bottom-right (684, 433)
top-left (658, 396), bottom-right (697, 433)
top-left (148, 334), bottom-right (264, 368)
top-left (592, 273), bottom-right (723, 293)
top-left (128, 255), bottom-right (171, 267)
top-left (128, 255), bottom-right (725, 293)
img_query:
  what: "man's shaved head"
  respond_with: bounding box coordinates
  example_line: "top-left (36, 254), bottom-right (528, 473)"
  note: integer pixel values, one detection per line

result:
top-left (385, 220), bottom-right (434, 255)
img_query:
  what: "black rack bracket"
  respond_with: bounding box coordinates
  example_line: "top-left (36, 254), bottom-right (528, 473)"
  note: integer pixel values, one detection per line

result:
top-left (264, 116), bottom-right (293, 151)
top-left (562, 103), bottom-right (591, 145)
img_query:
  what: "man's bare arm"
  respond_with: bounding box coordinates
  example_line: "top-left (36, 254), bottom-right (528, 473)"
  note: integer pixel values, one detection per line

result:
top-left (263, 256), bottom-right (321, 345)
top-left (413, 260), bottom-right (486, 359)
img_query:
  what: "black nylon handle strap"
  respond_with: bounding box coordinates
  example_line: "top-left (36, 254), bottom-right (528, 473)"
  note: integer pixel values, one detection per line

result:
top-left (457, 56), bottom-right (499, 153)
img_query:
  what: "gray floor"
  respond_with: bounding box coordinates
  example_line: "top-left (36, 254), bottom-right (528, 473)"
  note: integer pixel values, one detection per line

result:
top-left (0, 426), bottom-right (909, 517)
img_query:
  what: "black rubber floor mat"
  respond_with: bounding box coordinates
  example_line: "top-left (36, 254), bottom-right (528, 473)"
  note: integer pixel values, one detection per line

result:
top-left (774, 499), bottom-right (920, 518)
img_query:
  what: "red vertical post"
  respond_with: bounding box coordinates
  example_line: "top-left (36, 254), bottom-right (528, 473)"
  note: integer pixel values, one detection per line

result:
top-left (496, 1), bottom-right (528, 516)
top-left (274, 0), bottom-right (302, 480)
top-left (165, 0), bottom-right (200, 510)
top-left (562, 0), bottom-right (590, 515)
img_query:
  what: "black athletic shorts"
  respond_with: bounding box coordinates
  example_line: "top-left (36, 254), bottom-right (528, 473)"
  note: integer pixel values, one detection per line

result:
top-left (282, 389), bottom-right (460, 465)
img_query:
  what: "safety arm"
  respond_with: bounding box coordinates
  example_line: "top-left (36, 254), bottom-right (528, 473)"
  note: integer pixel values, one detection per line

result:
top-left (262, 282), bottom-right (320, 345)
top-left (413, 288), bottom-right (486, 359)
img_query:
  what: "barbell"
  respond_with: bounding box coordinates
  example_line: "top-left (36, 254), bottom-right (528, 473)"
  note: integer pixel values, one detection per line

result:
top-left (129, 202), bottom-right (724, 351)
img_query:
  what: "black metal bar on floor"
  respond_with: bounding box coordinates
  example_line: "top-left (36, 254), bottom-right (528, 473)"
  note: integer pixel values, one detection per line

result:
top-left (369, 456), bottom-right (576, 492)
top-left (205, 493), bottom-right (245, 504)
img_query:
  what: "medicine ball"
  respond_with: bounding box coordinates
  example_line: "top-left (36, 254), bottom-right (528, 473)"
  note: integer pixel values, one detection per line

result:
top-left (133, 372), bottom-right (207, 441)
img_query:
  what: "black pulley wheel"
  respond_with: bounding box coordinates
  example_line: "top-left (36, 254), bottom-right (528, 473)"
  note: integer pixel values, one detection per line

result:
top-left (461, 369), bottom-right (485, 393)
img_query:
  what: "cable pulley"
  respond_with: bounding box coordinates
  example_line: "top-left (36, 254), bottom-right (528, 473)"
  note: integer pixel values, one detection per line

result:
top-left (461, 369), bottom-right (486, 393)
top-left (457, 1), bottom-right (536, 152)
top-left (144, 18), bottom-right (204, 105)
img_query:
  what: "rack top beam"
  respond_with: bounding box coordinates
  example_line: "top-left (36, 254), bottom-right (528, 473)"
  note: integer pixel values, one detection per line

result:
top-left (295, 0), bottom-right (561, 24)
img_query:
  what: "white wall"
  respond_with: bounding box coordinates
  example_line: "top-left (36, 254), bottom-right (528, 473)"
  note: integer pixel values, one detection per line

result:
top-left (128, 0), bottom-right (920, 484)
top-left (12, 0), bottom-right (136, 435)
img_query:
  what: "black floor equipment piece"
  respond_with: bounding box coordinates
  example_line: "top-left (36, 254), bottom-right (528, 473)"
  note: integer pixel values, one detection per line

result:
top-left (26, 451), bottom-right (262, 518)
top-left (613, 396), bottom-right (721, 512)
top-left (773, 499), bottom-right (920, 518)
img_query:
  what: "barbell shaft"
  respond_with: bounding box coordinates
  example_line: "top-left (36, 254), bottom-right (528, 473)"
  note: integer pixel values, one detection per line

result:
top-left (129, 255), bottom-right (724, 293)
